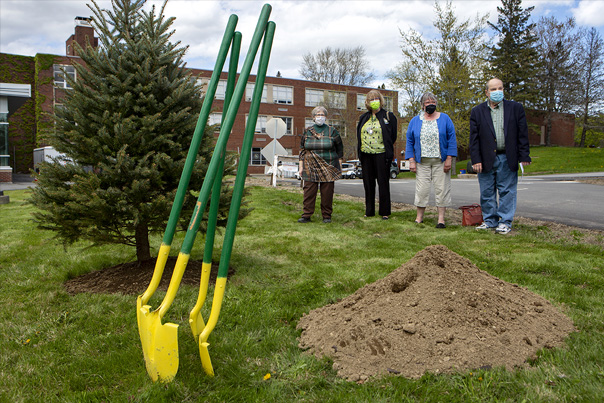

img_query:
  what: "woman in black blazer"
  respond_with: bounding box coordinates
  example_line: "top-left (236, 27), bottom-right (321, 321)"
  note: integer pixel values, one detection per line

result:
top-left (356, 90), bottom-right (397, 219)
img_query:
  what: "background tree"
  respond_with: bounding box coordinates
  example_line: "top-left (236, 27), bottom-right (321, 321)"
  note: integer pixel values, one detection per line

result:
top-left (575, 27), bottom-right (604, 147)
top-left (431, 45), bottom-right (477, 154)
top-left (488, 0), bottom-right (540, 106)
top-left (390, 1), bottom-right (489, 153)
top-left (299, 46), bottom-right (375, 86)
top-left (534, 17), bottom-right (581, 146)
top-left (386, 60), bottom-right (423, 117)
top-left (30, 0), bottom-right (245, 262)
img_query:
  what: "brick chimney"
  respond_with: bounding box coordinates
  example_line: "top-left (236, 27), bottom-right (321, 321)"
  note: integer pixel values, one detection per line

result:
top-left (66, 17), bottom-right (98, 56)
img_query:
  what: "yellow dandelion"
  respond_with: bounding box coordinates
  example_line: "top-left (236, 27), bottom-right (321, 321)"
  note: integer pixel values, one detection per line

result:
top-left (23, 339), bottom-right (30, 345)
top-left (263, 373), bottom-right (271, 380)
top-left (478, 377), bottom-right (483, 381)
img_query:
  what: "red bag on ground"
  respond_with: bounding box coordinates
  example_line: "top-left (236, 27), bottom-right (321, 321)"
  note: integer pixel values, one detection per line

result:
top-left (459, 204), bottom-right (483, 226)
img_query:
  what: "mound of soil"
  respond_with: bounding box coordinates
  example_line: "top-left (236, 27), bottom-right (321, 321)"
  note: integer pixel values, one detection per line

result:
top-left (64, 257), bottom-right (233, 295)
top-left (297, 245), bottom-right (575, 382)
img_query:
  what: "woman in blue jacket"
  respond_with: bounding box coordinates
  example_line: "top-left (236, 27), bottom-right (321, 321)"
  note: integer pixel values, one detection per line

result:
top-left (405, 92), bottom-right (457, 228)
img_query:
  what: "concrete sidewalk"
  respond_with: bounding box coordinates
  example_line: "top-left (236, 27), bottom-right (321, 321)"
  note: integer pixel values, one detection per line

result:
top-left (0, 174), bottom-right (36, 191)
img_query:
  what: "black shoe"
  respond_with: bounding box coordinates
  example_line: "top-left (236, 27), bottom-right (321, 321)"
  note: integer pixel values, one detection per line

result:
top-left (382, 216), bottom-right (389, 220)
top-left (322, 218), bottom-right (331, 223)
top-left (436, 223), bottom-right (446, 229)
top-left (298, 217), bottom-right (311, 223)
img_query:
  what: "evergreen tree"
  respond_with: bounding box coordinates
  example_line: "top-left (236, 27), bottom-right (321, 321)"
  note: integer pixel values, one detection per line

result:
top-left (431, 45), bottom-right (476, 153)
top-left (488, 0), bottom-right (540, 106)
top-left (30, 0), bottom-right (245, 262)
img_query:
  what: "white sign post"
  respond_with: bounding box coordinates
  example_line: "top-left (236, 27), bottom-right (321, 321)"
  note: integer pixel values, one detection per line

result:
top-left (263, 118), bottom-right (287, 186)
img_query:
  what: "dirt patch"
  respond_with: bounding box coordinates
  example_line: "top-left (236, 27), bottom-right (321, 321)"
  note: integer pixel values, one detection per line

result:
top-left (577, 177), bottom-right (604, 186)
top-left (297, 245), bottom-right (576, 382)
top-left (64, 258), bottom-right (233, 295)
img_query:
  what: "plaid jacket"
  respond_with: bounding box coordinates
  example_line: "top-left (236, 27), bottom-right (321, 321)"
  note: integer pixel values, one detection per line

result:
top-left (299, 124), bottom-right (343, 182)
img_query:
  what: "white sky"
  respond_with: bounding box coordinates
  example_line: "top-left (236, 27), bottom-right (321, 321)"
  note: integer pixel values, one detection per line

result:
top-left (2, 0), bottom-right (603, 88)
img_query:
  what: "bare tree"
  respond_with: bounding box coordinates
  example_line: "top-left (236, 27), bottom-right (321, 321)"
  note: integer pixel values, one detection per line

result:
top-left (534, 17), bottom-right (581, 146)
top-left (300, 46), bottom-right (375, 86)
top-left (386, 60), bottom-right (423, 117)
top-left (576, 27), bottom-right (604, 147)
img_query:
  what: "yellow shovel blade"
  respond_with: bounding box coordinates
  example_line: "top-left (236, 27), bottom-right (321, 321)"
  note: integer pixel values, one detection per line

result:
top-left (137, 299), bottom-right (179, 382)
top-left (189, 261), bottom-right (213, 341)
top-left (196, 277), bottom-right (227, 377)
top-left (199, 341), bottom-right (215, 376)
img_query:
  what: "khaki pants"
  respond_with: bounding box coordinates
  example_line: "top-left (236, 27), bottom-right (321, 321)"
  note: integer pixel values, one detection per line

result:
top-left (302, 181), bottom-right (334, 219)
top-left (414, 157), bottom-right (451, 207)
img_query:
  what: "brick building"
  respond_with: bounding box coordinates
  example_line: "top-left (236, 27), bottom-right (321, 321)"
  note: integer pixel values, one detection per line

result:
top-left (0, 17), bottom-right (400, 182)
top-left (525, 109), bottom-right (576, 147)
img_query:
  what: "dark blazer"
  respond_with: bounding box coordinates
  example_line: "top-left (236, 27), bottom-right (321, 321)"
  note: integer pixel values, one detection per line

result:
top-left (356, 109), bottom-right (398, 161)
top-left (469, 100), bottom-right (531, 172)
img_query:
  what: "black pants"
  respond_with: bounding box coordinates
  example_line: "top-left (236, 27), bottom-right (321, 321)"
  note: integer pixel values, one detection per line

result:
top-left (360, 152), bottom-right (391, 217)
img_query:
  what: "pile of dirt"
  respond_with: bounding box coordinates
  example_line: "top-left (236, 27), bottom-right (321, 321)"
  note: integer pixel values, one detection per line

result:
top-left (64, 258), bottom-right (233, 295)
top-left (297, 245), bottom-right (575, 382)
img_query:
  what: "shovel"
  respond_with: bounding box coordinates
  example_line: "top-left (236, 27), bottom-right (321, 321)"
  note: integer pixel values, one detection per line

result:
top-left (137, 14), bottom-right (238, 383)
top-left (193, 20), bottom-right (276, 376)
top-left (189, 31), bottom-right (241, 340)
top-left (137, 4), bottom-right (273, 382)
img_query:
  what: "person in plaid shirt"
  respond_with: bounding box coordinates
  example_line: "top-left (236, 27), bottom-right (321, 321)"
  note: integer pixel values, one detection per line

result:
top-left (298, 106), bottom-right (343, 223)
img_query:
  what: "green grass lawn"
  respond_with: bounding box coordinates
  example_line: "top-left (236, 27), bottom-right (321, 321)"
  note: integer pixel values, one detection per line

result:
top-left (1, 177), bottom-right (604, 402)
top-left (402, 145), bottom-right (604, 177)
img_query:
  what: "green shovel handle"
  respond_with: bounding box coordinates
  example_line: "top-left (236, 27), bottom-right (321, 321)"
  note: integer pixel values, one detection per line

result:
top-left (199, 20), bottom-right (276, 344)
top-left (139, 14), bottom-right (238, 305)
top-left (157, 4), bottom-right (272, 318)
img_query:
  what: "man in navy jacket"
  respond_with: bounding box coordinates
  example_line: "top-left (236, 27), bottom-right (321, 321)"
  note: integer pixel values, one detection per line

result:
top-left (469, 78), bottom-right (531, 234)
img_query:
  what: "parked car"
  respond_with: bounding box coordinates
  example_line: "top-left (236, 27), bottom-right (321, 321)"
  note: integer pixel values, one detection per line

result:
top-left (341, 163), bottom-right (356, 179)
top-left (390, 161), bottom-right (399, 179)
top-left (346, 160), bottom-right (399, 179)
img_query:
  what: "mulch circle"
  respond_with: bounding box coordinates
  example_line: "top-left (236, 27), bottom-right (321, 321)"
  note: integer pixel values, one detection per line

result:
top-left (64, 257), bottom-right (234, 295)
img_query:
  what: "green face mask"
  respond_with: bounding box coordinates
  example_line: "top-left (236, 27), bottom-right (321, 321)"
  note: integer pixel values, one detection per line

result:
top-left (370, 100), bottom-right (381, 110)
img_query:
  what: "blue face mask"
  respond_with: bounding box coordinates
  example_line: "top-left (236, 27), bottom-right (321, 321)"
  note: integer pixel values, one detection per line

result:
top-left (489, 90), bottom-right (504, 103)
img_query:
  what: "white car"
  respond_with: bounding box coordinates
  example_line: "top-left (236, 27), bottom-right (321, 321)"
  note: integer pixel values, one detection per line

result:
top-left (341, 163), bottom-right (356, 179)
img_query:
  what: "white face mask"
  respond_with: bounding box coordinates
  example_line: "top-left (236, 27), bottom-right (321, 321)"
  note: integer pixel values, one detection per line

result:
top-left (314, 116), bottom-right (326, 126)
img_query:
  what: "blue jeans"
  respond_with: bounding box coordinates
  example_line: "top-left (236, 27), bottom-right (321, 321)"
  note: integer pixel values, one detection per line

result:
top-left (477, 154), bottom-right (518, 227)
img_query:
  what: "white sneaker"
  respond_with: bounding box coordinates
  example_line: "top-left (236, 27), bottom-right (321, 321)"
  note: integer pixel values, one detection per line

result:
top-left (475, 222), bottom-right (495, 230)
top-left (495, 223), bottom-right (511, 234)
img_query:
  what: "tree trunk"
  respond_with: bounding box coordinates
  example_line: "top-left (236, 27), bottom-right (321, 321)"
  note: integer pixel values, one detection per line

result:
top-left (579, 122), bottom-right (588, 148)
top-left (135, 221), bottom-right (151, 262)
top-left (546, 112), bottom-right (552, 146)
top-left (580, 103), bottom-right (590, 148)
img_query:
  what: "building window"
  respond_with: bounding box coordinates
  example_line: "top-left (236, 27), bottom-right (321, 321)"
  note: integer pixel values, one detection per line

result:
top-left (305, 89), bottom-right (324, 107)
top-left (384, 96), bottom-right (393, 112)
top-left (0, 113), bottom-right (8, 166)
top-left (272, 85), bottom-right (293, 104)
top-left (246, 82), bottom-right (268, 102)
top-left (250, 147), bottom-right (267, 166)
top-left (357, 93), bottom-right (394, 111)
top-left (305, 88), bottom-right (346, 109)
top-left (53, 64), bottom-right (76, 89)
top-left (357, 93), bottom-right (366, 111)
top-left (279, 116), bottom-right (293, 135)
top-left (208, 113), bottom-right (222, 130)
top-left (305, 118), bottom-right (346, 137)
top-left (330, 120), bottom-right (347, 138)
top-left (215, 80), bottom-right (227, 100)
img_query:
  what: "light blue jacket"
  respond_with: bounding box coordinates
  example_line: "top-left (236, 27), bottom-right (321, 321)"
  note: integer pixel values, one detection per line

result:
top-left (405, 112), bottom-right (457, 163)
